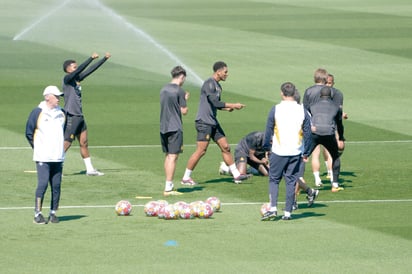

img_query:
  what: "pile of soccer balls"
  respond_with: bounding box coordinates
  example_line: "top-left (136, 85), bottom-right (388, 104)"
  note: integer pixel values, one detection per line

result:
top-left (144, 196), bottom-right (221, 220)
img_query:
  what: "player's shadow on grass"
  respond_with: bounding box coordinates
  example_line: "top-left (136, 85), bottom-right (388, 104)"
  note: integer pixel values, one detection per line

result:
top-left (320, 171), bottom-right (356, 185)
top-left (340, 171), bottom-right (356, 178)
top-left (340, 171), bottom-right (356, 185)
top-left (321, 184), bottom-right (353, 191)
top-left (290, 211), bottom-right (325, 220)
top-left (203, 177), bottom-right (254, 184)
top-left (177, 186), bottom-right (204, 193)
top-left (58, 215), bottom-right (87, 222)
top-left (64, 169), bottom-right (130, 176)
top-left (296, 203), bottom-right (327, 210)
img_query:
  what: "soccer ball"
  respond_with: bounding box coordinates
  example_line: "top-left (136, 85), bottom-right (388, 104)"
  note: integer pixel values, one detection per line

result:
top-left (179, 203), bottom-right (195, 219)
top-left (198, 202), bottom-right (214, 219)
top-left (163, 204), bottom-right (179, 220)
top-left (157, 200), bottom-right (169, 219)
top-left (115, 200), bottom-right (132, 216)
top-left (189, 201), bottom-right (203, 218)
top-left (205, 196), bottom-right (221, 212)
top-left (260, 202), bottom-right (271, 216)
top-left (144, 201), bottom-right (159, 217)
top-left (174, 201), bottom-right (188, 213)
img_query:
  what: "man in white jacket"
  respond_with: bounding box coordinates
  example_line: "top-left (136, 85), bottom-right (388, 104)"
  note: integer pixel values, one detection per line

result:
top-left (26, 86), bottom-right (66, 224)
top-left (262, 82), bottom-right (313, 221)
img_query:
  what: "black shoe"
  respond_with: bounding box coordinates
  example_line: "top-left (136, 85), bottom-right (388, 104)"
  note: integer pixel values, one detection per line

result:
top-left (48, 214), bottom-right (59, 224)
top-left (33, 214), bottom-right (46, 224)
top-left (292, 201), bottom-right (298, 211)
top-left (281, 215), bottom-right (292, 221)
top-left (306, 189), bottom-right (319, 207)
top-left (261, 210), bottom-right (277, 221)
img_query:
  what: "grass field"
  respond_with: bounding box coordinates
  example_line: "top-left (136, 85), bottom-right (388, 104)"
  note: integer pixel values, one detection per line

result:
top-left (1, 0), bottom-right (411, 273)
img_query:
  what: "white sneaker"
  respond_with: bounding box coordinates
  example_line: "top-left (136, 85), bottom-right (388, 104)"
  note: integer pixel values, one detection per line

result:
top-left (86, 170), bottom-right (104, 176)
top-left (315, 179), bottom-right (323, 187)
top-left (219, 162), bottom-right (230, 175)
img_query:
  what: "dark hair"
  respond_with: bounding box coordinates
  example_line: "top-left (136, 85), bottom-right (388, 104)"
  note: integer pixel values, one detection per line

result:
top-left (63, 59), bottom-right (76, 72)
top-left (320, 86), bottom-right (332, 97)
top-left (213, 61), bottom-right (227, 72)
top-left (280, 82), bottom-right (296, 97)
top-left (293, 89), bottom-right (301, 103)
top-left (171, 66), bottom-right (186, 78)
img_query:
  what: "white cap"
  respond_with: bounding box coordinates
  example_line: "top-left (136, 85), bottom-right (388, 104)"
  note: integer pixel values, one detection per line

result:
top-left (43, 85), bottom-right (63, 96)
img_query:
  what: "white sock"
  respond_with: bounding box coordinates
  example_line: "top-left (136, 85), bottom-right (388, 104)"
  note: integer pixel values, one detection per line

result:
top-left (50, 210), bottom-right (56, 215)
top-left (332, 182), bottom-right (339, 188)
top-left (165, 181), bottom-right (174, 192)
top-left (284, 211), bottom-right (291, 217)
top-left (229, 164), bottom-right (240, 178)
top-left (270, 206), bottom-right (277, 212)
top-left (35, 211), bottom-right (42, 217)
top-left (313, 171), bottom-right (321, 181)
top-left (182, 169), bottom-right (192, 180)
top-left (324, 161), bottom-right (329, 169)
top-left (83, 157), bottom-right (94, 172)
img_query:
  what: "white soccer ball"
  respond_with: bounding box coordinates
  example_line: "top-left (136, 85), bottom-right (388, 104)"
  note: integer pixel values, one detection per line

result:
top-left (163, 204), bottom-right (179, 220)
top-left (174, 201), bottom-right (188, 213)
top-left (115, 200), bottom-right (132, 216)
top-left (144, 201), bottom-right (159, 217)
top-left (157, 200), bottom-right (169, 219)
top-left (198, 202), bottom-right (214, 219)
top-left (189, 201), bottom-right (203, 218)
top-left (205, 196), bottom-right (221, 212)
top-left (179, 203), bottom-right (195, 219)
top-left (260, 202), bottom-right (271, 216)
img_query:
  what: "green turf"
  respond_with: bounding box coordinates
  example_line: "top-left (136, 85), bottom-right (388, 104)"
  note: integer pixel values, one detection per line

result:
top-left (0, 0), bottom-right (411, 273)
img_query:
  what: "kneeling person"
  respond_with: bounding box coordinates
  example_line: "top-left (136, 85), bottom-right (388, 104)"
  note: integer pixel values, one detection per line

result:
top-left (219, 131), bottom-right (269, 176)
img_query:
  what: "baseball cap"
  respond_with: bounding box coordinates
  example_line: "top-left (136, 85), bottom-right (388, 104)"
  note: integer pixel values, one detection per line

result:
top-left (43, 86), bottom-right (63, 96)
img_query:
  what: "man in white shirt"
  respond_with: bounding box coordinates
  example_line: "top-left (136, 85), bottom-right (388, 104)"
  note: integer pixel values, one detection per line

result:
top-left (262, 82), bottom-right (312, 221)
top-left (26, 86), bottom-right (66, 224)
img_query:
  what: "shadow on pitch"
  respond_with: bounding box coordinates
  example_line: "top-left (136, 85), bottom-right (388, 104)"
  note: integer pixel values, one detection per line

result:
top-left (296, 202), bottom-right (328, 210)
top-left (290, 211), bottom-right (326, 220)
top-left (203, 177), bottom-right (254, 185)
top-left (177, 186), bottom-right (204, 193)
top-left (58, 215), bottom-right (87, 222)
top-left (64, 169), bottom-right (129, 176)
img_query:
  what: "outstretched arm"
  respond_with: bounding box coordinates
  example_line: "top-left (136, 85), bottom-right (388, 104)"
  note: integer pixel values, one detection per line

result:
top-left (222, 102), bottom-right (246, 111)
top-left (63, 55), bottom-right (95, 84)
top-left (78, 52), bottom-right (111, 81)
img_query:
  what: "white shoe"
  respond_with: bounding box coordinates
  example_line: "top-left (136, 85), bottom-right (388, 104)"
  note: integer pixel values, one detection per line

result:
top-left (86, 170), bottom-right (104, 176)
top-left (219, 162), bottom-right (230, 175)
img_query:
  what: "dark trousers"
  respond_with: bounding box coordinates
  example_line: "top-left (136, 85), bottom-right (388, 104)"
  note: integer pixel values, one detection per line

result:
top-left (268, 153), bottom-right (301, 213)
top-left (35, 162), bottom-right (63, 212)
top-left (308, 134), bottom-right (341, 183)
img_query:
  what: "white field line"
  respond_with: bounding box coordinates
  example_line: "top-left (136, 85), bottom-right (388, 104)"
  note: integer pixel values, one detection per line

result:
top-left (2, 140), bottom-right (412, 150)
top-left (1, 199), bottom-right (411, 210)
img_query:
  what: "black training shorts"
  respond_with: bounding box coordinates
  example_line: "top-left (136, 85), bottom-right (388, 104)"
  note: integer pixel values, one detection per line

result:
top-left (195, 121), bottom-right (225, 142)
top-left (64, 114), bottom-right (87, 142)
top-left (160, 130), bottom-right (183, 154)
